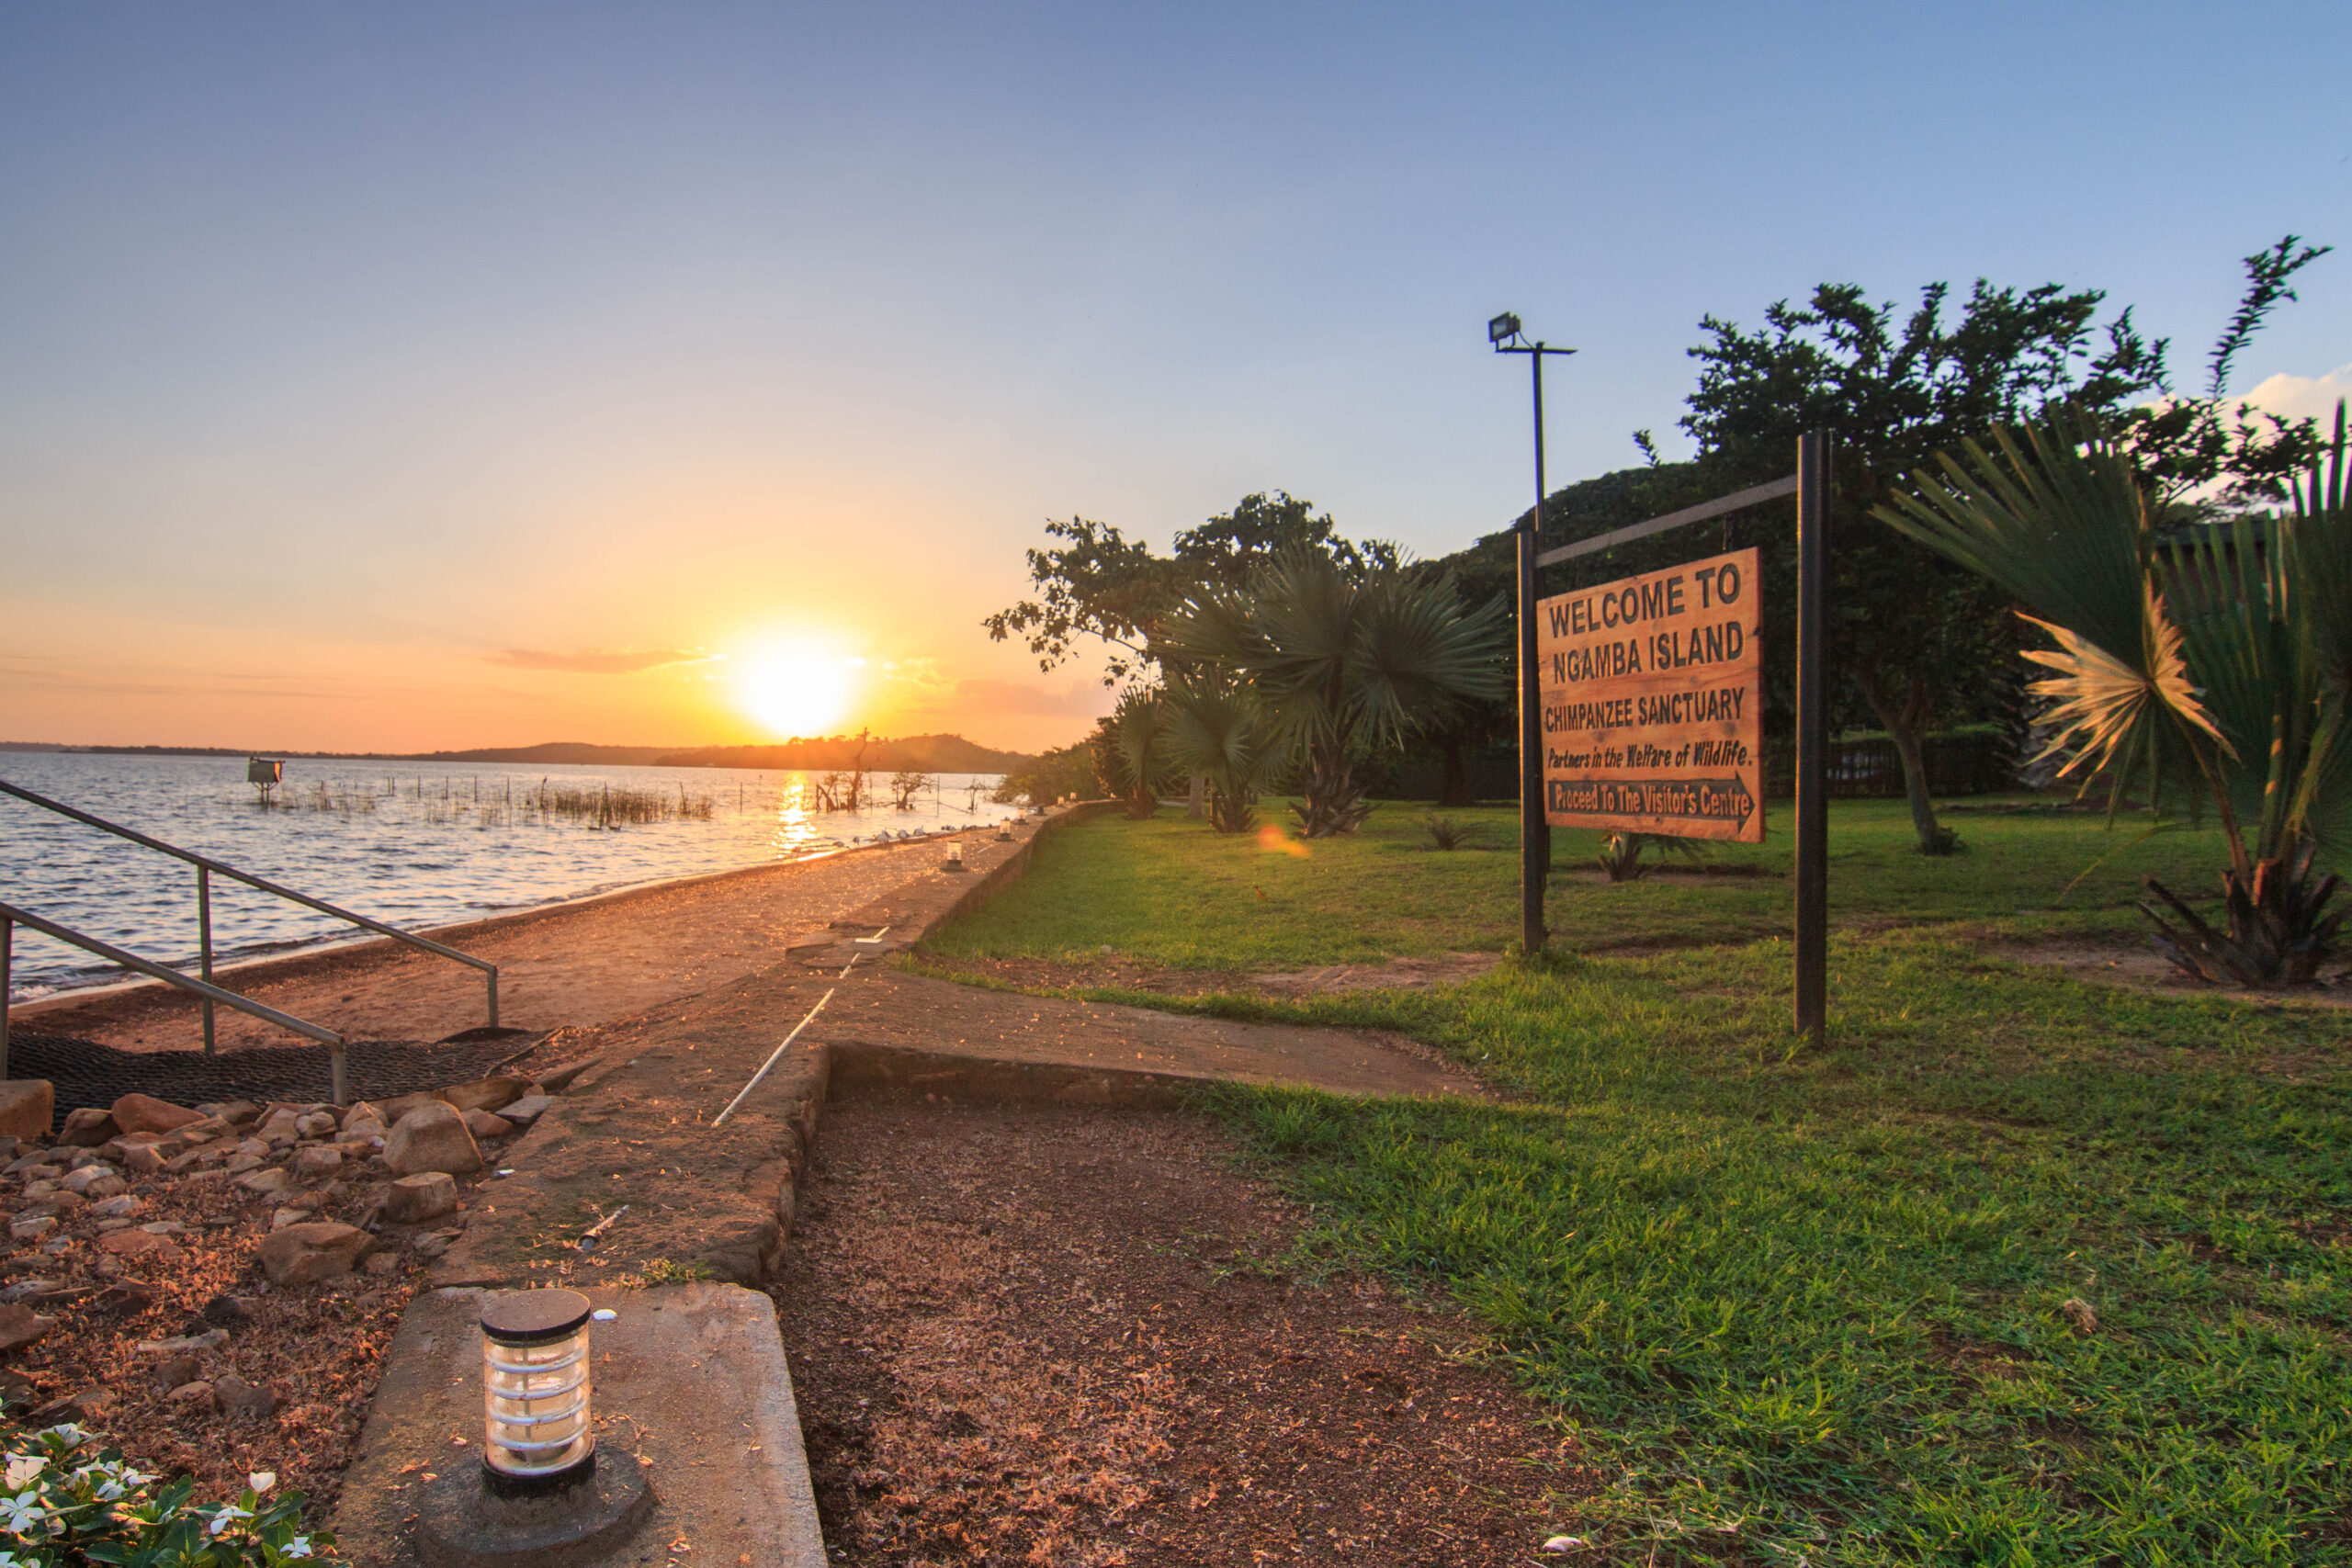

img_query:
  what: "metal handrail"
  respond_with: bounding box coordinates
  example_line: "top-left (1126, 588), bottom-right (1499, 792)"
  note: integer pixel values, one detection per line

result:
top-left (0, 779), bottom-right (498, 1049)
top-left (0, 899), bottom-right (351, 1106)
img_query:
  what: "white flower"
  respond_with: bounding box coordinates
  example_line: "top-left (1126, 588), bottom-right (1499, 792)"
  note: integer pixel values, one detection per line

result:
top-left (248, 1471), bottom-right (277, 1495)
top-left (283, 1536), bottom-right (314, 1559)
top-left (41, 1425), bottom-right (85, 1450)
top-left (0, 1458), bottom-right (40, 1491)
top-left (0, 1492), bottom-right (42, 1533)
top-left (209, 1502), bottom-right (253, 1535)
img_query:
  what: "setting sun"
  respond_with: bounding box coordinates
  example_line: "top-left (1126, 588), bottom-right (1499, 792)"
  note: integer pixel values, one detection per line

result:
top-left (736, 645), bottom-right (861, 738)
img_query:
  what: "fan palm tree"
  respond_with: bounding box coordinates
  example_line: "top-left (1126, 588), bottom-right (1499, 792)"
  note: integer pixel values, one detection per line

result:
top-left (1875, 404), bottom-right (2350, 983)
top-left (1157, 550), bottom-right (1510, 838)
top-left (1159, 674), bottom-right (1273, 833)
top-left (1100, 686), bottom-right (1172, 818)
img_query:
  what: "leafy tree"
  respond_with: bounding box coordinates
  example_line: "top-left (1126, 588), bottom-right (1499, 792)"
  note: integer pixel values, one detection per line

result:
top-left (1678, 238), bottom-right (2330, 854)
top-left (1881, 406), bottom-right (2349, 982)
top-left (1097, 685), bottom-right (1174, 818)
top-left (1158, 550), bottom-right (1510, 837)
top-left (1161, 673), bottom-right (1275, 832)
top-left (981, 491), bottom-right (1394, 685)
top-left (1679, 274), bottom-right (2169, 852)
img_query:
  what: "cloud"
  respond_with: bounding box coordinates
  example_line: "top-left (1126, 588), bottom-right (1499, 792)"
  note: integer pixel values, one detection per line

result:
top-left (2237, 363), bottom-right (2352, 427)
top-left (485, 649), bottom-right (721, 675)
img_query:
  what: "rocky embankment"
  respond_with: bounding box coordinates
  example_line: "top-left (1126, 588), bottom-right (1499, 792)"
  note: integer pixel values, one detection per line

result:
top-left (0, 1058), bottom-right (593, 1505)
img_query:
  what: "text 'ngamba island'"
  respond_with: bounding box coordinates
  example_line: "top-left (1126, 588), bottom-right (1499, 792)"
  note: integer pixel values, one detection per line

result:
top-left (1536, 547), bottom-right (1765, 843)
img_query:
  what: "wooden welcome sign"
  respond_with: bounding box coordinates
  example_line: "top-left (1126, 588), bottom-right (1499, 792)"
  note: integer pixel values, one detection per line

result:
top-left (1535, 546), bottom-right (1765, 843)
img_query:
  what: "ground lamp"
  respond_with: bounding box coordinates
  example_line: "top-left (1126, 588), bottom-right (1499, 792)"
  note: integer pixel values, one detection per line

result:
top-left (1488, 312), bottom-right (1577, 957)
top-left (416, 1289), bottom-right (652, 1565)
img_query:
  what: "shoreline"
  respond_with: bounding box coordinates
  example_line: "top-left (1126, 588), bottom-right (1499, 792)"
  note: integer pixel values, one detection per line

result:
top-left (7, 826), bottom-right (994, 1022)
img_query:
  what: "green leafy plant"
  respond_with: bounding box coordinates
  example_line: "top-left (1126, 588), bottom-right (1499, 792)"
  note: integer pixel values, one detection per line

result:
top-left (1878, 404), bottom-right (2351, 983)
top-left (1097, 687), bottom-right (1173, 819)
top-left (1420, 814), bottom-right (1487, 851)
top-left (1157, 550), bottom-right (1509, 838)
top-left (0, 1421), bottom-right (332, 1566)
top-left (1594, 830), bottom-right (1707, 883)
top-left (1159, 676), bottom-right (1272, 834)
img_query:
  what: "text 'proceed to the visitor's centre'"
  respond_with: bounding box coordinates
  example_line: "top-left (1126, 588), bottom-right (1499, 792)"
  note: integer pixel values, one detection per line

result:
top-left (1538, 546), bottom-right (1765, 843)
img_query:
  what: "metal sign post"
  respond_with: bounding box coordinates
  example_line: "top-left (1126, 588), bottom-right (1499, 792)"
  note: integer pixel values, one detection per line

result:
top-left (1793, 431), bottom-right (1832, 1043)
top-left (1526, 430), bottom-right (1834, 1043)
top-left (1490, 313), bottom-right (1577, 956)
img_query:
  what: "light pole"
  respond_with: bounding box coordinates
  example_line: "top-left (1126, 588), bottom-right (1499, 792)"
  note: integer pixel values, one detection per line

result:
top-left (1489, 313), bottom-right (1574, 958)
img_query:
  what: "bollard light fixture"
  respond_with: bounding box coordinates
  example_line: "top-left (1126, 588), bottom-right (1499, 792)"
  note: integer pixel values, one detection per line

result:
top-left (481, 1288), bottom-right (594, 1494)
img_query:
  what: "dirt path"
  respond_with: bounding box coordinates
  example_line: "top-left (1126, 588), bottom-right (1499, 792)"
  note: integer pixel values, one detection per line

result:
top-left (12, 840), bottom-right (966, 1052)
top-left (774, 1093), bottom-right (1592, 1566)
top-left (844, 969), bottom-right (1491, 1100)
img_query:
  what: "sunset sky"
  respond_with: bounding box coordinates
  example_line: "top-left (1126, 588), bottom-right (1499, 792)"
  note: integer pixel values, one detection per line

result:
top-left (4, 3), bottom-right (2346, 755)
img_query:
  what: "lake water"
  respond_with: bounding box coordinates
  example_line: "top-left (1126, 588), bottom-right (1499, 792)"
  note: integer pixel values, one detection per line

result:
top-left (0, 751), bottom-right (1019, 1001)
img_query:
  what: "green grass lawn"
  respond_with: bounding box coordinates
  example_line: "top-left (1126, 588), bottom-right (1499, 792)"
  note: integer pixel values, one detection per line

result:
top-left (923, 797), bottom-right (2247, 967)
top-left (922, 805), bottom-right (2352, 1564)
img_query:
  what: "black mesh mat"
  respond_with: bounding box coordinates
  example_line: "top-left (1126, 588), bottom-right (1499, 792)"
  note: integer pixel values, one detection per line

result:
top-left (4, 1029), bottom-right (543, 1131)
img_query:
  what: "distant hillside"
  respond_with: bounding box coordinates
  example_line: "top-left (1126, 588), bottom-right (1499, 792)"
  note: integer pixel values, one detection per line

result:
top-left (655, 734), bottom-right (1030, 773)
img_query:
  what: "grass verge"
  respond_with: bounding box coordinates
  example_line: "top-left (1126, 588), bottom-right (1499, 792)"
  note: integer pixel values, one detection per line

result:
top-left (920, 807), bottom-right (2352, 1563)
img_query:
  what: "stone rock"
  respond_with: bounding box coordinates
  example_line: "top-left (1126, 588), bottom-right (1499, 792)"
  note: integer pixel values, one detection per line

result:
top-left (201, 1293), bottom-right (256, 1326)
top-left (62, 1148), bottom-right (105, 1170)
top-left (340, 1121), bottom-right (386, 1145)
top-left (236, 1167), bottom-right (292, 1195)
top-left (375, 1090), bottom-right (440, 1123)
top-left (138, 1328), bottom-right (229, 1354)
top-left (3, 1153), bottom-right (55, 1177)
top-left (257, 1221), bottom-right (372, 1285)
top-left (109, 1092), bottom-right (207, 1135)
top-left (28, 1385), bottom-right (116, 1425)
top-left (363, 1251), bottom-right (401, 1277)
top-left (154, 1353), bottom-right (204, 1390)
top-left (293, 1145), bottom-right (343, 1179)
top-left (61, 1165), bottom-right (123, 1196)
top-left (383, 1103), bottom-right (483, 1178)
top-left (437, 1077), bottom-right (527, 1115)
top-left (0, 1303), bottom-right (56, 1351)
top-left (98, 1228), bottom-right (184, 1261)
top-left (8, 1216), bottom-right (54, 1242)
top-left (461, 1110), bottom-right (514, 1140)
top-left (341, 1100), bottom-right (383, 1132)
top-left (139, 1219), bottom-right (187, 1235)
top-left (165, 1381), bottom-right (216, 1412)
top-left (214, 1373), bottom-right (280, 1417)
top-left (412, 1231), bottom-right (457, 1258)
top-left (270, 1208), bottom-right (313, 1231)
top-left (0, 1083), bottom-right (54, 1142)
top-left (57, 1108), bottom-right (117, 1146)
top-left (119, 1143), bottom-right (169, 1176)
top-left (295, 1111), bottom-right (339, 1139)
top-left (96, 1279), bottom-right (156, 1313)
top-left (198, 1100), bottom-right (260, 1125)
top-left (383, 1171), bottom-right (458, 1223)
top-left (256, 1107), bottom-right (306, 1143)
top-left (0, 1279), bottom-right (55, 1304)
top-left (500, 1093), bottom-right (557, 1126)
top-left (87, 1194), bottom-right (141, 1220)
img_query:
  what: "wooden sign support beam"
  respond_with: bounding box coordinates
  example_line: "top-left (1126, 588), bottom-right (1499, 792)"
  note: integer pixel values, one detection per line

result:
top-left (1793, 430), bottom-right (1831, 1044)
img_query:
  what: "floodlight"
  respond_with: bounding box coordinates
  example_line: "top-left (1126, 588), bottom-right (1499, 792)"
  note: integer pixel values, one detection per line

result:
top-left (1487, 312), bottom-right (1521, 345)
